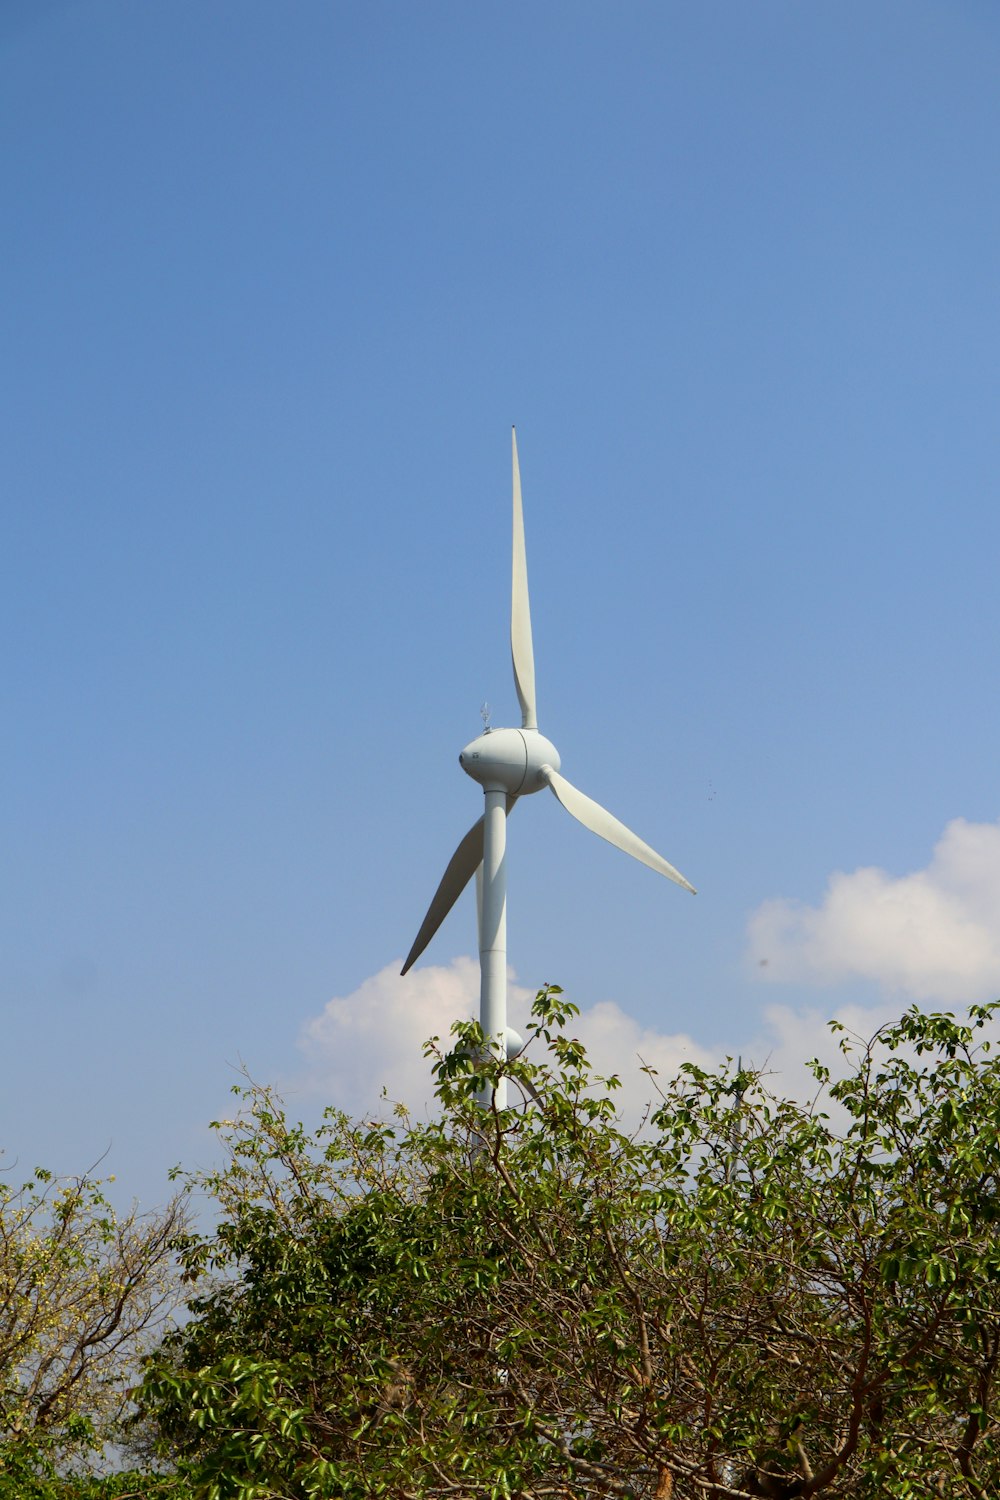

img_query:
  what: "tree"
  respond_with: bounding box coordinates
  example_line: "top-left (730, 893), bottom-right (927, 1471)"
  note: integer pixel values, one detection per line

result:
top-left (140, 990), bottom-right (1000, 1498)
top-left (0, 1162), bottom-right (188, 1495)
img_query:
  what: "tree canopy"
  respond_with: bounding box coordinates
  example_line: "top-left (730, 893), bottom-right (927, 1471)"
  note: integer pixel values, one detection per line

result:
top-left (0, 1163), bottom-right (186, 1497)
top-left (136, 989), bottom-right (1000, 1499)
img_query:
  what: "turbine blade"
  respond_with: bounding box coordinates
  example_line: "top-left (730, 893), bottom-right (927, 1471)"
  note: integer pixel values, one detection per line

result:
top-left (401, 796), bottom-right (518, 974)
top-left (541, 768), bottom-right (696, 894)
top-left (511, 427), bottom-right (537, 730)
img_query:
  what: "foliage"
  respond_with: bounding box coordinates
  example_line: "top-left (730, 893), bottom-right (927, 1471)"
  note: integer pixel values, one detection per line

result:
top-left (139, 990), bottom-right (1000, 1498)
top-left (0, 1162), bottom-right (187, 1491)
top-left (0, 1446), bottom-right (182, 1500)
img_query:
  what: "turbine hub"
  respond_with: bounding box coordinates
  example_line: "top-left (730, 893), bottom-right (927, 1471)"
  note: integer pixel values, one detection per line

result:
top-left (459, 727), bottom-right (561, 795)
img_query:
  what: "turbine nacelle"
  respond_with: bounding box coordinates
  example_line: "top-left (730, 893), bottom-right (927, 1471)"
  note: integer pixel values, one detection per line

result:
top-left (459, 727), bottom-right (561, 796)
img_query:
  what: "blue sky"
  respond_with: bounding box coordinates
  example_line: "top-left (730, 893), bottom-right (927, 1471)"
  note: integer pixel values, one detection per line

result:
top-left (3, 1), bottom-right (1000, 1206)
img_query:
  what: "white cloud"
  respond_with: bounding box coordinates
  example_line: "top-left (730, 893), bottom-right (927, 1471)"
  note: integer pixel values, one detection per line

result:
top-left (296, 956), bottom-right (712, 1124)
top-left (296, 956), bottom-right (508, 1116)
top-left (738, 997), bottom-right (898, 1116)
top-left (295, 821), bottom-right (1000, 1128)
top-left (747, 817), bottom-right (1000, 1005)
top-left (565, 999), bottom-right (714, 1113)
top-left (293, 959), bottom-right (994, 1143)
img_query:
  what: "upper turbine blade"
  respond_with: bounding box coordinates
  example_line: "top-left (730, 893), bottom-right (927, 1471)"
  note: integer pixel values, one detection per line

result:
top-left (511, 427), bottom-right (537, 731)
top-left (401, 797), bottom-right (518, 975)
top-left (541, 767), bottom-right (696, 894)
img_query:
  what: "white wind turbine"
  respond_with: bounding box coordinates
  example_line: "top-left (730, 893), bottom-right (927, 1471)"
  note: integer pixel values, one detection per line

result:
top-left (402, 429), bottom-right (696, 1105)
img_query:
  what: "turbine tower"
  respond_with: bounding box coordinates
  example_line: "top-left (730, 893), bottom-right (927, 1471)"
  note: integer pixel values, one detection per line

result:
top-left (402, 429), bottom-right (695, 1105)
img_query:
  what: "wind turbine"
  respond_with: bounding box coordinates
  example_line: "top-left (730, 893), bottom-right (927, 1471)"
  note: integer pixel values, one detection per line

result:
top-left (402, 429), bottom-right (695, 1105)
